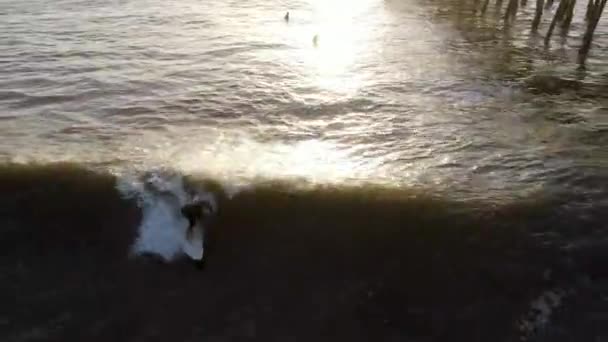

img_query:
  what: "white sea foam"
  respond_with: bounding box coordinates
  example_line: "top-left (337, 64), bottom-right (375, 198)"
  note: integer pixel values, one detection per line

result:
top-left (116, 170), bottom-right (218, 261)
top-left (518, 287), bottom-right (568, 341)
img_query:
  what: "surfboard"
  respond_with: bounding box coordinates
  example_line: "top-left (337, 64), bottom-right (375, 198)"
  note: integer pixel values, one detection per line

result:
top-left (182, 223), bottom-right (204, 260)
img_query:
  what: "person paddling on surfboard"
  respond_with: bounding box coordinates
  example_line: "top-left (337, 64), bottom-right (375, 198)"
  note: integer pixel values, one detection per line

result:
top-left (181, 200), bottom-right (213, 269)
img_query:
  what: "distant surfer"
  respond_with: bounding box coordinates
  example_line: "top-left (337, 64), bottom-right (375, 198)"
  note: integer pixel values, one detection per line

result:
top-left (284, 11), bottom-right (290, 22)
top-left (181, 200), bottom-right (214, 269)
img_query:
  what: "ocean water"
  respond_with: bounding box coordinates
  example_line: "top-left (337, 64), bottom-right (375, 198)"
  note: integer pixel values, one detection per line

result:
top-left (1, 0), bottom-right (607, 340)
top-left (2, 0), bottom-right (605, 196)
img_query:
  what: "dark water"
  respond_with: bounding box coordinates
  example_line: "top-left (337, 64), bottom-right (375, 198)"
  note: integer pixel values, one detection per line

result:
top-left (2, 163), bottom-right (607, 341)
top-left (1, 0), bottom-right (608, 340)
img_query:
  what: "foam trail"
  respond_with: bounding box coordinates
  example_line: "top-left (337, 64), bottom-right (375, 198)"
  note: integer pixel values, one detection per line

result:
top-left (116, 170), bottom-right (216, 261)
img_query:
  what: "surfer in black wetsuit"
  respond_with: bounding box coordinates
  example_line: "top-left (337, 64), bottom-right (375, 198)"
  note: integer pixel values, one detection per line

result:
top-left (181, 201), bottom-right (213, 269)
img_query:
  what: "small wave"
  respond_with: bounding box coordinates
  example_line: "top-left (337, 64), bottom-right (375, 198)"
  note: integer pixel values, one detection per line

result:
top-left (10, 94), bottom-right (76, 108)
top-left (0, 90), bottom-right (28, 101)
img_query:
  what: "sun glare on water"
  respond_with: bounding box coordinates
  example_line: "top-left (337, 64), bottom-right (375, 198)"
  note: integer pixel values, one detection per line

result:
top-left (300, 0), bottom-right (380, 95)
top-left (164, 132), bottom-right (366, 184)
top-left (152, 0), bottom-right (387, 184)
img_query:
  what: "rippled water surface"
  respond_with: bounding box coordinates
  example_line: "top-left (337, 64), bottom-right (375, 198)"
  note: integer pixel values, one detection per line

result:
top-left (1, 0), bottom-right (607, 200)
top-left (3, 2), bottom-right (608, 340)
